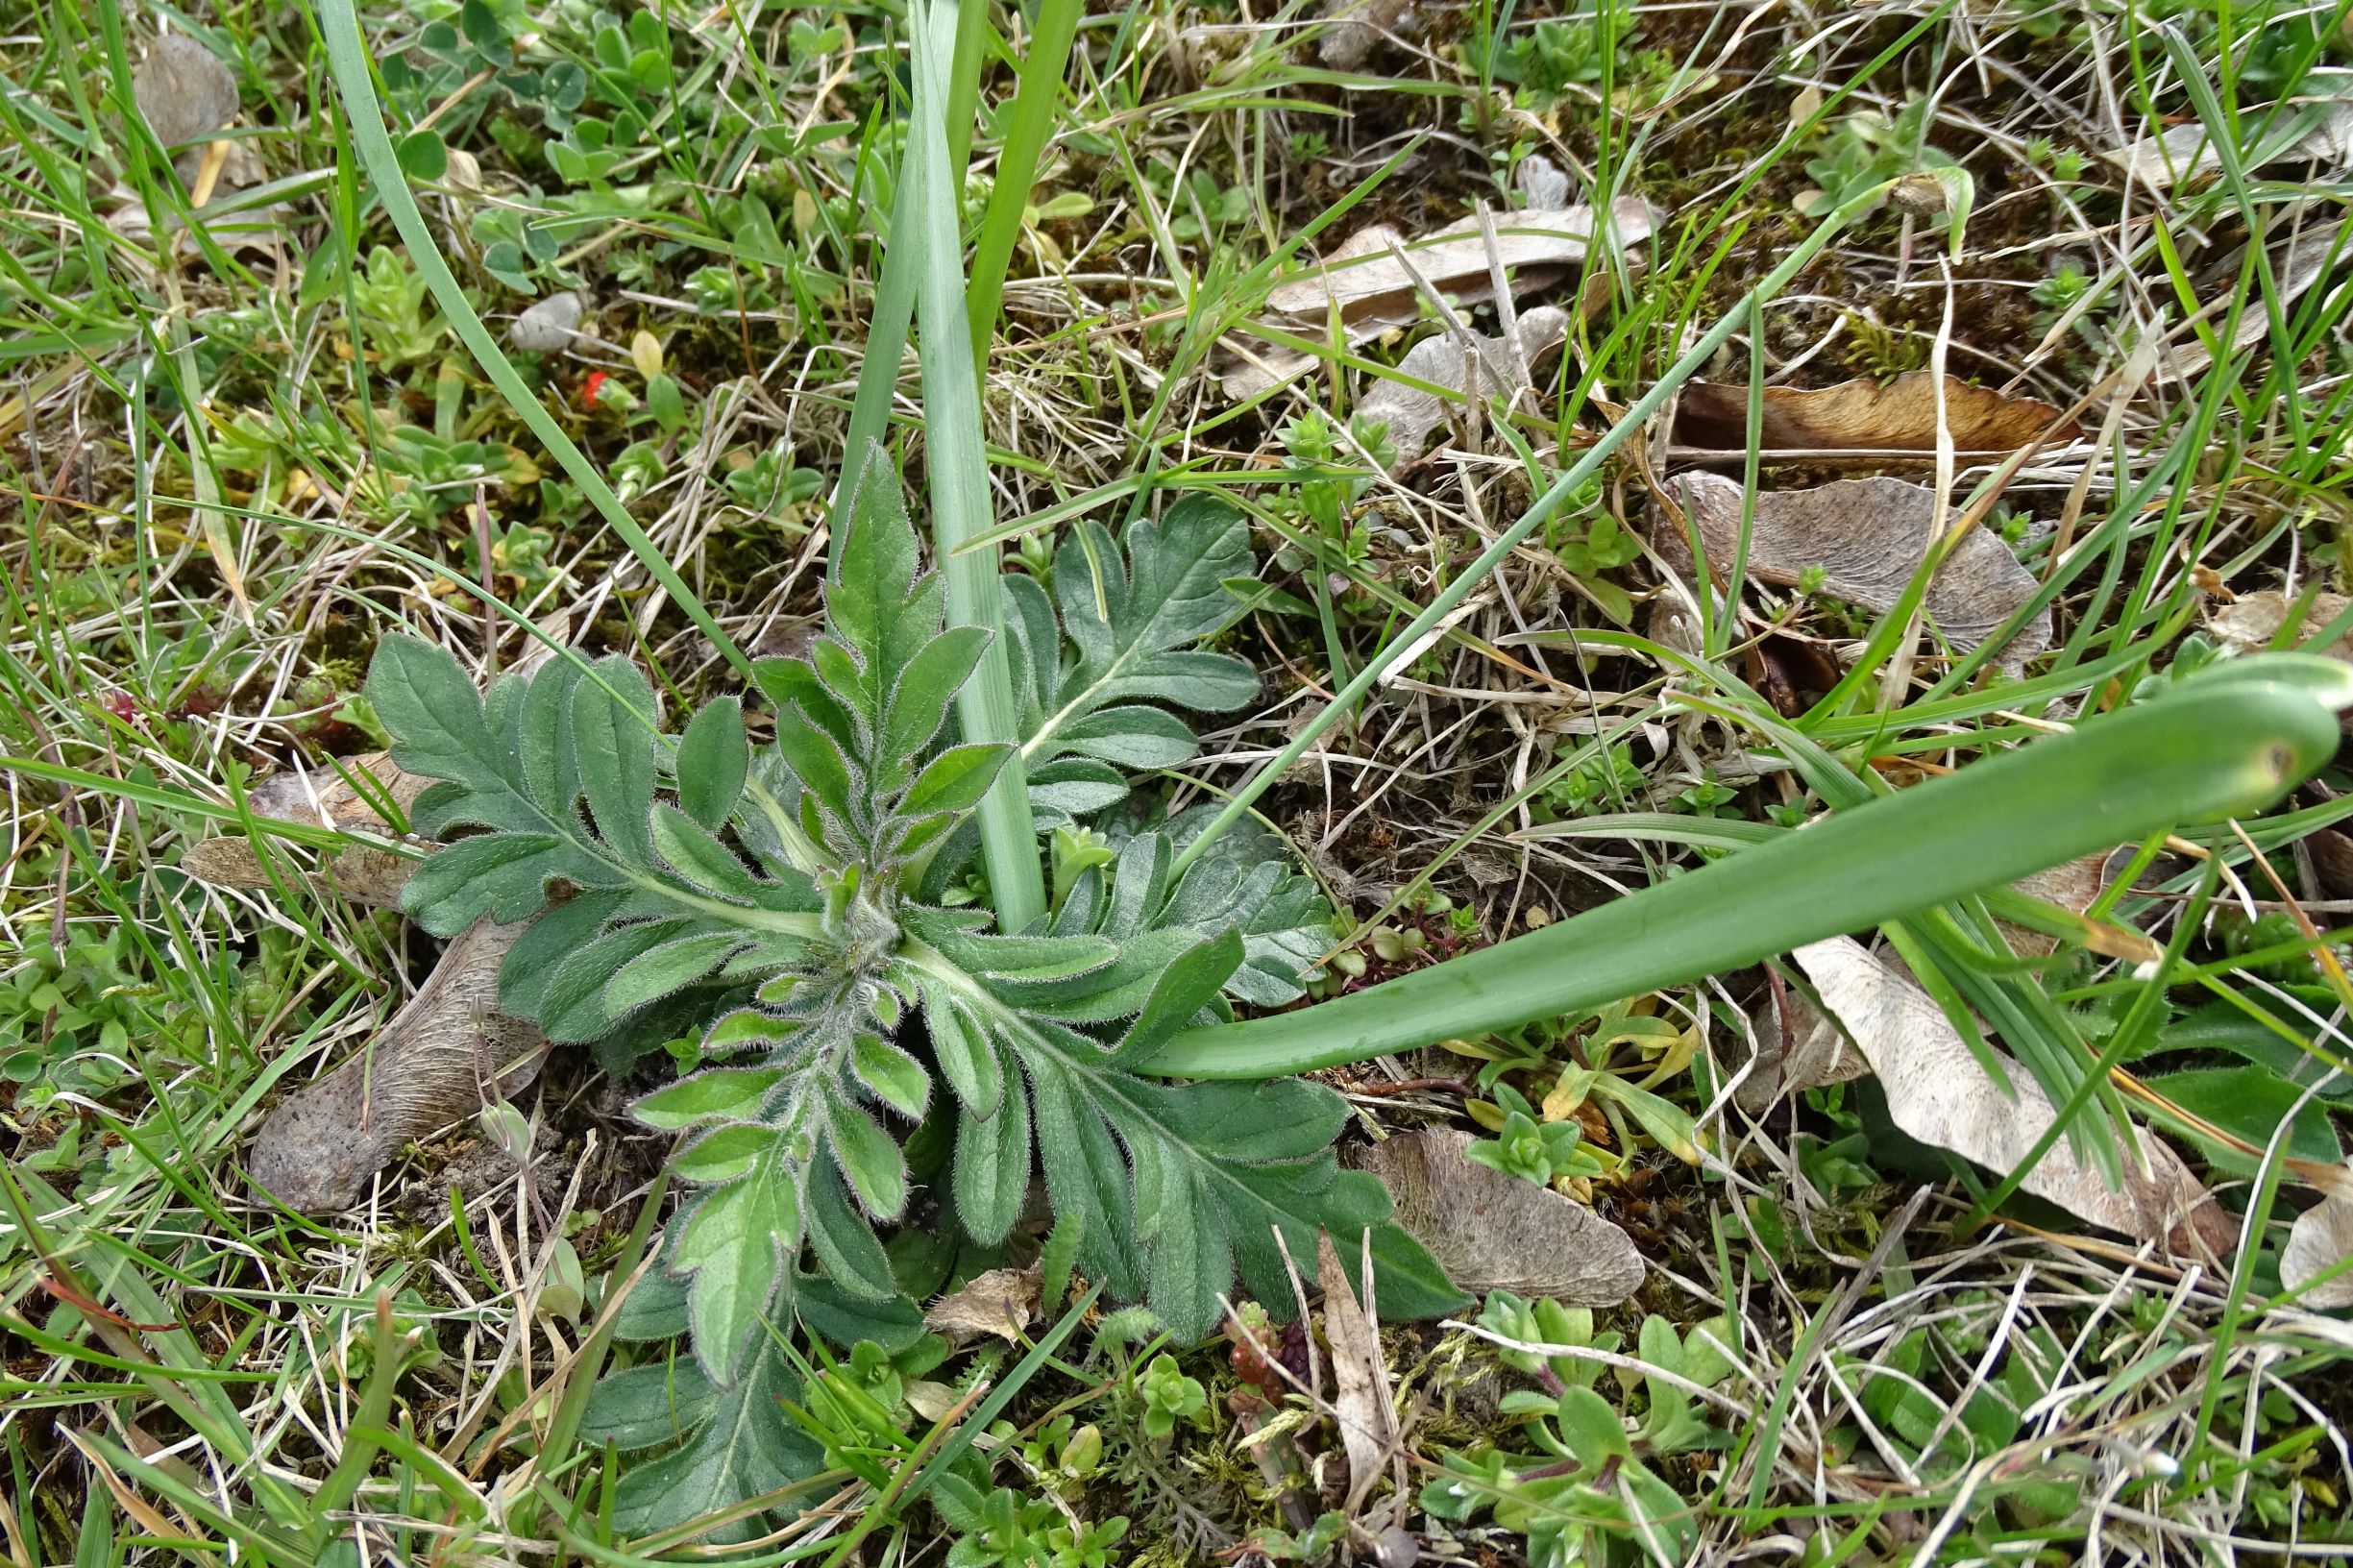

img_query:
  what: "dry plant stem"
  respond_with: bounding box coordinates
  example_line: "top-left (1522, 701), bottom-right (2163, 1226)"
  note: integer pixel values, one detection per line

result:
top-left (1168, 183), bottom-right (1891, 880)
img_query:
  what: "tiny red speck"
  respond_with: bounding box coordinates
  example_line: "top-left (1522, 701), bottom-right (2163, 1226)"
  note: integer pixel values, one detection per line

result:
top-left (581, 370), bottom-right (608, 406)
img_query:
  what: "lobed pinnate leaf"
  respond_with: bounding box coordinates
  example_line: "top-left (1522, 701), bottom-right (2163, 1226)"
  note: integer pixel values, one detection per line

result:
top-left (753, 444), bottom-right (1014, 867)
top-left (896, 828), bottom-right (1442, 1339)
top-left (1005, 498), bottom-right (1260, 821)
top-left (909, 935), bottom-right (1464, 1337)
top-left (577, 1341), bottom-right (822, 1542)
top-left (371, 641), bottom-right (823, 1014)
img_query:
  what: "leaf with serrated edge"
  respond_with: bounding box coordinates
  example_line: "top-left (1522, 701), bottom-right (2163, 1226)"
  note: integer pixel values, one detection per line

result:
top-left (674, 1153), bottom-right (800, 1383)
top-left (369, 636), bottom-right (499, 790)
top-left (676, 696), bottom-right (749, 830)
top-left (914, 947), bottom-right (1456, 1337)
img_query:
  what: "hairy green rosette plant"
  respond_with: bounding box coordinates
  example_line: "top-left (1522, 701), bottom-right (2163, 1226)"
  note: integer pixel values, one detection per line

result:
top-left (368, 448), bottom-right (1458, 1381)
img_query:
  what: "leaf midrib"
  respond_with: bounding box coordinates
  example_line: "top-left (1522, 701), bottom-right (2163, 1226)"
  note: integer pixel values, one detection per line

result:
top-left (899, 940), bottom-right (1319, 1228)
top-left (478, 770), bottom-right (825, 942)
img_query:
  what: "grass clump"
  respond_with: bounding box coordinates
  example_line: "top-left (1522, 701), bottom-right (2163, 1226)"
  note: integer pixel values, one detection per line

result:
top-left (6, 0), bottom-right (2353, 1560)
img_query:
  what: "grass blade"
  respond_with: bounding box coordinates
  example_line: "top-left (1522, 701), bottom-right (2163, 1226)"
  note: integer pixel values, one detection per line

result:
top-left (1143, 659), bottom-right (2352, 1077)
top-left (827, 107), bottom-right (921, 581)
top-left (909, 0), bottom-right (1045, 932)
top-left (965, 0), bottom-right (1082, 365)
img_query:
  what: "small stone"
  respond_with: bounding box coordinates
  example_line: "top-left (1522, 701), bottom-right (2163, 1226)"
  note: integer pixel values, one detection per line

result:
top-left (509, 291), bottom-right (584, 352)
top-left (1515, 152), bottom-right (1572, 209)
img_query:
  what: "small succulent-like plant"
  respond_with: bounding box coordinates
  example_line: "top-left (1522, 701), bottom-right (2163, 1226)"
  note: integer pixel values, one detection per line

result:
top-left (1427, 1309), bottom-right (1734, 1562)
top-left (1136, 1352), bottom-right (1209, 1440)
top-left (367, 446), bottom-right (1458, 1383)
top-left (1464, 1082), bottom-right (1604, 1187)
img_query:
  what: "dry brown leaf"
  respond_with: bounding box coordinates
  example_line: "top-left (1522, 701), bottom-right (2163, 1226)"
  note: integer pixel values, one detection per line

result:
top-left (1741, 857), bottom-right (2110, 1111)
top-left (182, 752), bottom-right (431, 907)
top-left (1735, 987), bottom-right (1868, 1114)
top-left (2162, 224), bottom-right (2345, 381)
top-left (118, 37), bottom-right (280, 259)
top-left (2209, 589), bottom-right (2353, 660)
top-left (1673, 372), bottom-right (2079, 455)
top-left (1359, 306), bottom-right (1568, 466)
top-left (246, 751), bottom-right (432, 828)
top-left (1793, 936), bottom-right (2232, 1258)
top-left (1262, 204), bottom-right (1650, 318)
top-left (2285, 1173), bottom-right (2353, 1308)
top-left (108, 183), bottom-right (292, 259)
top-left (215, 752), bottom-right (544, 1212)
top-left (133, 35), bottom-right (237, 149)
top-left (1217, 198), bottom-right (1655, 398)
top-left (2304, 824), bottom-right (2353, 902)
top-left (2000, 854), bottom-right (2111, 959)
top-left (923, 1266), bottom-right (1040, 1346)
top-left (2107, 102), bottom-right (2353, 189)
top-left (1662, 472), bottom-right (2053, 673)
top-left (1347, 1128), bottom-right (1644, 1303)
top-left (184, 840), bottom-right (415, 907)
top-left (1315, 1232), bottom-right (1395, 1514)
top-left (250, 918), bottom-right (546, 1212)
top-left (2105, 121), bottom-right (2229, 188)
top-left (2010, 855), bottom-right (2106, 919)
